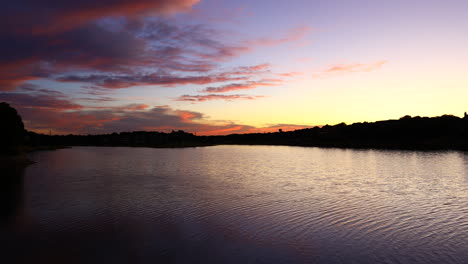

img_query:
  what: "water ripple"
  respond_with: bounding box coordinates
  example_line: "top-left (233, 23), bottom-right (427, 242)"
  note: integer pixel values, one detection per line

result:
top-left (1, 146), bottom-right (467, 263)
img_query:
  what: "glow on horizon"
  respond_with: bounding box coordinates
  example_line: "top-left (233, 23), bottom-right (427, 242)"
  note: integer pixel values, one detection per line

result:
top-left (1, 0), bottom-right (468, 135)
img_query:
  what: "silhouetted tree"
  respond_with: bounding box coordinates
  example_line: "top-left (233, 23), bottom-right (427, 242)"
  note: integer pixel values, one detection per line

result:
top-left (0, 103), bottom-right (25, 154)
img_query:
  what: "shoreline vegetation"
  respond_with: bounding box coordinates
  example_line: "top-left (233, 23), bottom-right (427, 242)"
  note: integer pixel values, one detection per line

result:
top-left (26, 114), bottom-right (468, 151)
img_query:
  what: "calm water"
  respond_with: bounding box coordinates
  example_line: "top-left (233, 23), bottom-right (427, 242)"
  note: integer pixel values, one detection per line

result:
top-left (1, 146), bottom-right (468, 263)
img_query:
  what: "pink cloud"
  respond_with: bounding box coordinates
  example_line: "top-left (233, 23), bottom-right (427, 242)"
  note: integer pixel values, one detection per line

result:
top-left (277, 72), bottom-right (303, 77)
top-left (314, 60), bottom-right (388, 77)
top-left (91, 104), bottom-right (151, 111)
top-left (175, 94), bottom-right (265, 102)
top-left (247, 26), bottom-right (312, 47)
top-left (2, 90), bottom-right (311, 135)
top-left (12, 103), bottom-right (250, 135)
top-left (230, 64), bottom-right (271, 75)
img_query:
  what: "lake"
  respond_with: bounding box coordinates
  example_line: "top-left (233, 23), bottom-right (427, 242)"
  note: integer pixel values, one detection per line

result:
top-left (1, 146), bottom-right (467, 263)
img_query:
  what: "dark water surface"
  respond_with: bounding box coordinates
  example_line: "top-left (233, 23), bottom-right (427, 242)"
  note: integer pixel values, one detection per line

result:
top-left (1, 146), bottom-right (468, 263)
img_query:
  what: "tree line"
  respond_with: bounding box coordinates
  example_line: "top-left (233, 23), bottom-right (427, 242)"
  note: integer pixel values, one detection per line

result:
top-left (2, 102), bottom-right (468, 152)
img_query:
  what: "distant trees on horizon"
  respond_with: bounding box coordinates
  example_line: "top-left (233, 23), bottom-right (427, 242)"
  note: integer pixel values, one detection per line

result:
top-left (2, 101), bottom-right (468, 151)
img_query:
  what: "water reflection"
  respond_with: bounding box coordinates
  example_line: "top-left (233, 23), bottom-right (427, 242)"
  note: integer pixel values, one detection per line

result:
top-left (1, 146), bottom-right (467, 263)
top-left (0, 164), bottom-right (24, 226)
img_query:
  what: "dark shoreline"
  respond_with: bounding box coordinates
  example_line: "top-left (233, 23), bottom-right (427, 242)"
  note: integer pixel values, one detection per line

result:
top-left (20, 114), bottom-right (468, 152)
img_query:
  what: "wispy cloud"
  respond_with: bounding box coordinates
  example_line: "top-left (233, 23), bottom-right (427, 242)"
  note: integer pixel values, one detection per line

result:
top-left (200, 79), bottom-right (281, 93)
top-left (247, 26), bottom-right (312, 47)
top-left (57, 72), bottom-right (250, 89)
top-left (0, 86), bottom-right (83, 110)
top-left (313, 61), bottom-right (388, 78)
top-left (277, 72), bottom-right (303, 77)
top-left (175, 94), bottom-right (265, 102)
top-left (229, 63), bottom-right (271, 75)
top-left (77, 97), bottom-right (116, 103)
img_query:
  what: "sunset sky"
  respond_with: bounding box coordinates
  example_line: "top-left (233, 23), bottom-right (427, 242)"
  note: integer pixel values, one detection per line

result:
top-left (2, 0), bottom-right (468, 135)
